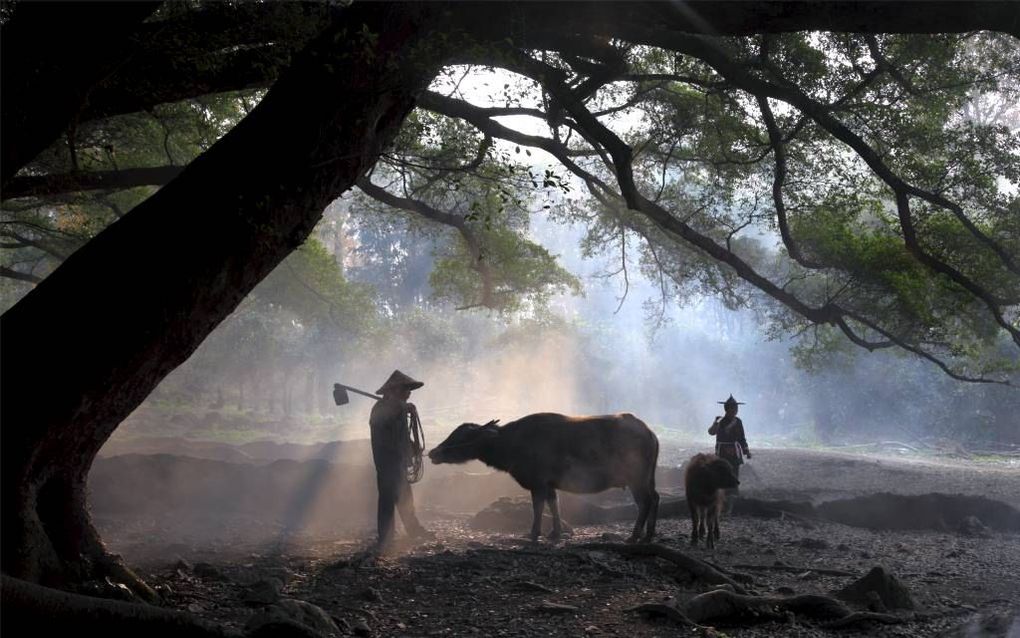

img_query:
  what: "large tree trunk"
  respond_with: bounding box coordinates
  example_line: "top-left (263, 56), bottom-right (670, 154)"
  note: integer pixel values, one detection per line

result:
top-left (0, 2), bottom-right (446, 592)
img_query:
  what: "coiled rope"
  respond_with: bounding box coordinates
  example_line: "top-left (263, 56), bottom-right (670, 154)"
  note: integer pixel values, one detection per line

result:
top-left (406, 407), bottom-right (425, 484)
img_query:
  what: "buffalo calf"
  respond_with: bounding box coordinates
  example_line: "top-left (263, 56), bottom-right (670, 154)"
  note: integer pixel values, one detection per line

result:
top-left (684, 453), bottom-right (739, 549)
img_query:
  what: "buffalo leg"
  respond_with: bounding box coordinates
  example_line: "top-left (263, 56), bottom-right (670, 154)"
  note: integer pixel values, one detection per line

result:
top-left (628, 492), bottom-right (647, 543)
top-left (547, 489), bottom-right (563, 541)
top-left (529, 489), bottom-right (545, 541)
top-left (643, 489), bottom-right (660, 542)
top-left (628, 484), bottom-right (655, 543)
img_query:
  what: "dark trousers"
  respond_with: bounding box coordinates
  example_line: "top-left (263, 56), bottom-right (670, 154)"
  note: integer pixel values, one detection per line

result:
top-left (375, 460), bottom-right (422, 545)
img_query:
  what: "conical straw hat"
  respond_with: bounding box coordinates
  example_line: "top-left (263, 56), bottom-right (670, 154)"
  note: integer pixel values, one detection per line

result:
top-left (716, 394), bottom-right (746, 407)
top-left (376, 370), bottom-right (424, 395)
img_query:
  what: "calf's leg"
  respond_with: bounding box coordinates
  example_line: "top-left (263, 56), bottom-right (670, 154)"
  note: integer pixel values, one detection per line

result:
top-left (689, 501), bottom-right (700, 546)
top-left (706, 504), bottom-right (718, 550)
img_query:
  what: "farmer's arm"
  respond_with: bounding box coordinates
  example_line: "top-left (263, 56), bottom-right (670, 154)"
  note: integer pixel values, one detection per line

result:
top-left (736, 419), bottom-right (751, 458)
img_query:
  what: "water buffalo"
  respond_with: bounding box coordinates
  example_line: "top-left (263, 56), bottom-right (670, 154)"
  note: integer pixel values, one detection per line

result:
top-left (684, 453), bottom-right (739, 549)
top-left (429, 413), bottom-right (660, 542)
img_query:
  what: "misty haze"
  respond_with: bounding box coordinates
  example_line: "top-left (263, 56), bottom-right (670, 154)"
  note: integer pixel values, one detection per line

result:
top-left (2, 3), bottom-right (1019, 637)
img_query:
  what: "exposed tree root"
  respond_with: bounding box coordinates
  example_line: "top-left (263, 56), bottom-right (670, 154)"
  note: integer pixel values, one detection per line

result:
top-left (1, 575), bottom-right (236, 637)
top-left (578, 543), bottom-right (748, 594)
top-left (95, 550), bottom-right (160, 603)
top-left (732, 563), bottom-right (856, 577)
top-left (682, 589), bottom-right (905, 628)
top-left (684, 589), bottom-right (849, 623)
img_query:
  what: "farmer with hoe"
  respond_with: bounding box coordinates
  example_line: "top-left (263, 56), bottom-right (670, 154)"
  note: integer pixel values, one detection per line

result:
top-left (369, 370), bottom-right (434, 548)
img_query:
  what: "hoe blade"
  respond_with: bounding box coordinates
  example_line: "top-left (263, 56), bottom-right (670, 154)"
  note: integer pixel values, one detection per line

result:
top-left (332, 384), bottom-right (350, 406)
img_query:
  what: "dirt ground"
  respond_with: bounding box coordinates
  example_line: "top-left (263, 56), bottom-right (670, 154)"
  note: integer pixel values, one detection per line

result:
top-left (95, 445), bottom-right (1020, 637)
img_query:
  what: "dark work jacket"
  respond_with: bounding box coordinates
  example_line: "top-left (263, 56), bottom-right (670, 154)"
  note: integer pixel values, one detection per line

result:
top-left (369, 397), bottom-right (411, 478)
top-left (708, 415), bottom-right (749, 465)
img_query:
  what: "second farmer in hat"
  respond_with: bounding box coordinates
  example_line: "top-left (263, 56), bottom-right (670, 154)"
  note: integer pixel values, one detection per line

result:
top-left (370, 370), bottom-right (433, 548)
top-left (708, 395), bottom-right (752, 491)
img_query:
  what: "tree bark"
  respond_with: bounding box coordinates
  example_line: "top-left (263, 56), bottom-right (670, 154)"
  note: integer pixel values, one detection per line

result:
top-left (0, 2), bottom-right (446, 590)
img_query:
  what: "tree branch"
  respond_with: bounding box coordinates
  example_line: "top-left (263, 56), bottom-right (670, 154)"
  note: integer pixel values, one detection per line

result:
top-left (614, 227), bottom-right (630, 314)
top-left (755, 94), bottom-right (824, 269)
top-left (864, 35), bottom-right (917, 95)
top-left (0, 266), bottom-right (43, 284)
top-left (3, 166), bottom-right (183, 201)
top-left (0, 227), bottom-right (74, 260)
top-left (356, 177), bottom-right (496, 310)
top-left (418, 92), bottom-right (616, 196)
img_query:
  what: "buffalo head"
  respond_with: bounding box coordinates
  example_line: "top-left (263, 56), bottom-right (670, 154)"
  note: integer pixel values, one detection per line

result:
top-left (428, 420), bottom-right (500, 464)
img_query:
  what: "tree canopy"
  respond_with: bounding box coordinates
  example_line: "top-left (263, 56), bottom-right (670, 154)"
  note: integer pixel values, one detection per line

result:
top-left (5, 3), bottom-right (1018, 382)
